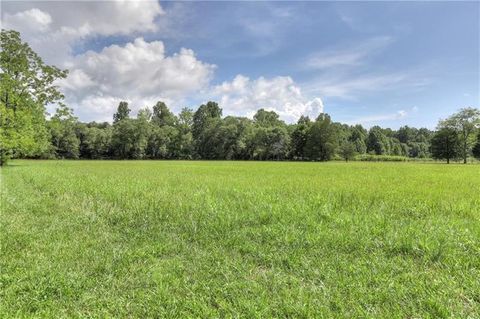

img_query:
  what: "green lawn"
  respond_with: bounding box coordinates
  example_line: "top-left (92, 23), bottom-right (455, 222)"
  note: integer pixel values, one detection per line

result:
top-left (1, 160), bottom-right (479, 318)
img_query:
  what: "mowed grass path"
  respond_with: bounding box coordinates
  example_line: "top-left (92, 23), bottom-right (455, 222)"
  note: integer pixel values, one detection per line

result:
top-left (1, 161), bottom-right (479, 318)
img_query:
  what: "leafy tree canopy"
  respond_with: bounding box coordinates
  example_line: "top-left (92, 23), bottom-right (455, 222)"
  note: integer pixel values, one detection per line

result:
top-left (0, 29), bottom-right (67, 165)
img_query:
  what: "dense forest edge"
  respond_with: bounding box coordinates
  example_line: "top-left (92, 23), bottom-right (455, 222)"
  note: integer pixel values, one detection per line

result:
top-left (1, 29), bottom-right (480, 166)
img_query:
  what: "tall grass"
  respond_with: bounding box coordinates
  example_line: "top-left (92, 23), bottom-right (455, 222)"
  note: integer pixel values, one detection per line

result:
top-left (1, 160), bottom-right (479, 317)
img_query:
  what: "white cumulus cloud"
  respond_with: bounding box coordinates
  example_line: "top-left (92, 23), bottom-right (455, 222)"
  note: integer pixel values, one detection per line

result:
top-left (2, 1), bottom-right (326, 123)
top-left (213, 75), bottom-right (324, 122)
top-left (2, 1), bottom-right (217, 122)
top-left (2, 8), bottom-right (52, 33)
top-left (2, 0), bottom-right (164, 65)
top-left (59, 38), bottom-right (215, 122)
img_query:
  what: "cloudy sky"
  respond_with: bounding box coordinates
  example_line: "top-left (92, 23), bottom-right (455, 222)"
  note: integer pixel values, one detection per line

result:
top-left (2, 1), bottom-right (478, 128)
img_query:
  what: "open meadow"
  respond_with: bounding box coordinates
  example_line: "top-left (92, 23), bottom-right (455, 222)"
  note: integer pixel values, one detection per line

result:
top-left (1, 160), bottom-right (479, 317)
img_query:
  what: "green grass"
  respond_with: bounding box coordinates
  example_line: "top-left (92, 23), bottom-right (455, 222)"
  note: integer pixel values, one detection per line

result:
top-left (1, 160), bottom-right (479, 318)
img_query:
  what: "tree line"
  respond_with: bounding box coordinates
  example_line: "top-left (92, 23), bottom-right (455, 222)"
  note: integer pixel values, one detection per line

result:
top-left (43, 102), bottom-right (480, 163)
top-left (1, 29), bottom-right (480, 165)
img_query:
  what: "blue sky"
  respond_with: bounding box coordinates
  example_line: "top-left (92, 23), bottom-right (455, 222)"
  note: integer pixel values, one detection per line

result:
top-left (2, 1), bottom-right (479, 128)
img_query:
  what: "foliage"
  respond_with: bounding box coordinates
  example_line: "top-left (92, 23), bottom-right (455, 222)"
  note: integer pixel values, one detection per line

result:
top-left (111, 118), bottom-right (149, 159)
top-left (439, 107), bottom-right (480, 163)
top-left (356, 154), bottom-right (408, 162)
top-left (366, 126), bottom-right (390, 155)
top-left (339, 141), bottom-right (356, 161)
top-left (48, 105), bottom-right (80, 159)
top-left (247, 125), bottom-right (290, 160)
top-left (192, 101), bottom-right (223, 158)
top-left (24, 103), bottom-right (477, 164)
top-left (290, 116), bottom-right (311, 160)
top-left (113, 101), bottom-right (131, 123)
top-left (430, 127), bottom-right (461, 164)
top-left (172, 108), bottom-right (194, 159)
top-left (253, 108), bottom-right (283, 127)
top-left (2, 30), bottom-right (477, 165)
top-left (152, 101), bottom-right (176, 127)
top-left (304, 113), bottom-right (338, 161)
top-left (0, 29), bottom-right (67, 165)
top-left (78, 124), bottom-right (112, 159)
top-left (349, 125), bottom-right (368, 154)
top-left (471, 131), bottom-right (480, 160)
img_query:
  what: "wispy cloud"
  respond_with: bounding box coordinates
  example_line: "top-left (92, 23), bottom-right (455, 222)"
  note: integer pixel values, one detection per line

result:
top-left (345, 106), bottom-right (419, 126)
top-left (303, 72), bottom-right (430, 99)
top-left (304, 36), bottom-right (393, 70)
top-left (347, 110), bottom-right (407, 125)
top-left (300, 36), bottom-right (433, 100)
top-left (233, 3), bottom-right (298, 57)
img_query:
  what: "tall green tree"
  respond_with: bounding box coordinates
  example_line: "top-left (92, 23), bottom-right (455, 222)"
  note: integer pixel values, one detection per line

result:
top-left (440, 107), bottom-right (480, 163)
top-left (290, 116), bottom-right (311, 159)
top-left (80, 125), bottom-right (112, 159)
top-left (304, 113), bottom-right (338, 161)
top-left (146, 125), bottom-right (177, 159)
top-left (396, 126), bottom-right (416, 144)
top-left (111, 115), bottom-right (150, 159)
top-left (178, 107), bottom-right (194, 128)
top-left (366, 126), bottom-right (390, 155)
top-left (152, 101), bottom-right (176, 127)
top-left (213, 116), bottom-right (251, 160)
top-left (339, 141), bottom-right (356, 162)
top-left (113, 101), bottom-right (131, 123)
top-left (137, 107), bottom-right (152, 122)
top-left (430, 127), bottom-right (461, 164)
top-left (171, 108), bottom-right (194, 159)
top-left (253, 109), bottom-right (283, 127)
top-left (472, 131), bottom-right (480, 160)
top-left (349, 125), bottom-right (367, 154)
top-left (192, 101), bottom-right (222, 137)
top-left (192, 101), bottom-right (222, 158)
top-left (0, 29), bottom-right (67, 165)
top-left (247, 125), bottom-right (290, 160)
top-left (48, 105), bottom-right (80, 159)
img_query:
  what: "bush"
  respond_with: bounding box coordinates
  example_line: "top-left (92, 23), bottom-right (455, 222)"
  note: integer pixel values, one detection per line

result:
top-left (355, 154), bottom-right (408, 162)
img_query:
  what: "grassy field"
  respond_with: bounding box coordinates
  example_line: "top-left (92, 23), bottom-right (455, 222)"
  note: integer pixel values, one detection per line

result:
top-left (1, 160), bottom-right (479, 318)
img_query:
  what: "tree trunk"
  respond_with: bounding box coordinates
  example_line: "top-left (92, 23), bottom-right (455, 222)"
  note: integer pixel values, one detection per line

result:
top-left (0, 150), bottom-right (6, 166)
top-left (447, 157), bottom-right (450, 164)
